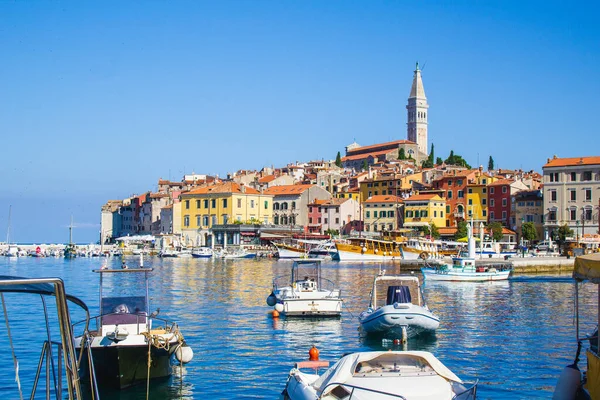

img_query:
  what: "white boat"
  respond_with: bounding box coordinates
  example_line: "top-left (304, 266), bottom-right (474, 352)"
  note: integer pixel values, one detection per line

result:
top-left (192, 247), bottom-right (213, 258)
top-left (73, 267), bottom-right (193, 389)
top-left (359, 272), bottom-right (439, 339)
top-left (215, 248), bottom-right (256, 259)
top-left (421, 222), bottom-right (511, 282)
top-left (283, 351), bottom-right (478, 400)
top-left (158, 248), bottom-right (192, 258)
top-left (476, 241), bottom-right (517, 259)
top-left (307, 241), bottom-right (339, 260)
top-left (266, 259), bottom-right (342, 317)
top-left (275, 242), bottom-right (309, 259)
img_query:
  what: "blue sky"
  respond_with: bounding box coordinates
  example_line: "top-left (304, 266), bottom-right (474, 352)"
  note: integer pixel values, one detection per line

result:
top-left (1, 1), bottom-right (598, 243)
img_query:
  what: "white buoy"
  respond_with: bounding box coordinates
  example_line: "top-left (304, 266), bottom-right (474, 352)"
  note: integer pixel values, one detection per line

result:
top-left (274, 303), bottom-right (284, 313)
top-left (552, 364), bottom-right (581, 400)
top-left (175, 345), bottom-right (194, 364)
top-left (140, 253), bottom-right (144, 267)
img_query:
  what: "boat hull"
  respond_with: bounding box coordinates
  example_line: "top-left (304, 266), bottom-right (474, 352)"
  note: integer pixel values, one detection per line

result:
top-left (279, 297), bottom-right (343, 317)
top-left (359, 304), bottom-right (439, 336)
top-left (421, 267), bottom-right (511, 281)
top-left (78, 342), bottom-right (174, 389)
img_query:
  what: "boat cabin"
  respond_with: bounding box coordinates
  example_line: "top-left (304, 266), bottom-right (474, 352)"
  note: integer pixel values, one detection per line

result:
top-left (370, 275), bottom-right (423, 308)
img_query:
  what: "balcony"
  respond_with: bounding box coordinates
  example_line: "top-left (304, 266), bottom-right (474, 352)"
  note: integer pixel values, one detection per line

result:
top-left (453, 211), bottom-right (465, 219)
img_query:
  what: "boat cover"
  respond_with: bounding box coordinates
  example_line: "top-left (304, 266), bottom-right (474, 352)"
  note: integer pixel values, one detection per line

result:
top-left (573, 253), bottom-right (600, 283)
top-left (386, 286), bottom-right (411, 305)
top-left (0, 275), bottom-right (88, 311)
top-left (312, 351), bottom-right (462, 397)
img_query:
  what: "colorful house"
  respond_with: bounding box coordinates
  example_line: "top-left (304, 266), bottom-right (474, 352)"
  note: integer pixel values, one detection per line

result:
top-left (363, 195), bottom-right (403, 233)
top-left (403, 194), bottom-right (446, 228)
top-left (466, 172), bottom-right (497, 225)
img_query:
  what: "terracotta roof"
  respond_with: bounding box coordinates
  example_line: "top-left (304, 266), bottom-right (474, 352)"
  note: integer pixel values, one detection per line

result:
top-left (323, 198), bottom-right (350, 206)
top-left (342, 151), bottom-right (389, 162)
top-left (258, 175), bottom-right (276, 183)
top-left (185, 182), bottom-right (260, 195)
top-left (309, 199), bottom-right (330, 206)
top-left (346, 139), bottom-right (415, 155)
top-left (264, 184), bottom-right (314, 195)
top-left (543, 156), bottom-right (600, 168)
top-left (149, 193), bottom-right (169, 199)
top-left (405, 194), bottom-right (443, 202)
top-left (488, 178), bottom-right (515, 186)
top-left (364, 195), bottom-right (403, 204)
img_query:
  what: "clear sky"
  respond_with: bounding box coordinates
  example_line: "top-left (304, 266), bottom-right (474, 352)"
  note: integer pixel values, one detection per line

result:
top-left (1, 1), bottom-right (598, 243)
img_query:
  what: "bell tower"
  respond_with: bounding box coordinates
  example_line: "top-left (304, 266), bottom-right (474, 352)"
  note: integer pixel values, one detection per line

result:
top-left (406, 62), bottom-right (429, 155)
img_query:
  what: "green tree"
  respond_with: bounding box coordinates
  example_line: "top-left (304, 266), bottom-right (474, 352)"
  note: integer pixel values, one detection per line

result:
top-left (487, 222), bottom-right (504, 242)
top-left (335, 151), bottom-right (343, 168)
top-left (430, 223), bottom-right (440, 239)
top-left (557, 224), bottom-right (574, 242)
top-left (455, 221), bottom-right (468, 240)
top-left (521, 222), bottom-right (537, 242)
top-left (445, 150), bottom-right (472, 169)
top-left (436, 157), bottom-right (443, 165)
top-left (429, 143), bottom-right (435, 164)
top-left (398, 148), bottom-right (407, 160)
top-left (361, 160), bottom-right (369, 171)
top-left (488, 156), bottom-right (495, 171)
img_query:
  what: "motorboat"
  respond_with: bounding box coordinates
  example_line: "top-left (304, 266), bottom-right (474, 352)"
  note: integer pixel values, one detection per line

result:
top-left (275, 242), bottom-right (309, 259)
top-left (554, 253), bottom-right (600, 399)
top-left (215, 248), bottom-right (256, 259)
top-left (267, 259), bottom-right (342, 317)
top-left (192, 247), bottom-right (213, 258)
top-left (283, 350), bottom-right (478, 400)
top-left (476, 240), bottom-right (517, 259)
top-left (73, 267), bottom-right (193, 389)
top-left (158, 247), bottom-right (192, 258)
top-left (359, 272), bottom-right (439, 340)
top-left (307, 241), bottom-right (339, 260)
top-left (421, 222), bottom-right (511, 282)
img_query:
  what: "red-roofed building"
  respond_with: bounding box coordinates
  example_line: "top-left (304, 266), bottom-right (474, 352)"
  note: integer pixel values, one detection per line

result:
top-left (265, 185), bottom-right (332, 229)
top-left (342, 139), bottom-right (425, 170)
top-left (363, 195), bottom-right (404, 232)
top-left (432, 170), bottom-right (477, 226)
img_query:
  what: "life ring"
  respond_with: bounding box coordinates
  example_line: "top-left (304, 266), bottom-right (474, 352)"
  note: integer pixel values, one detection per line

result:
top-left (419, 251), bottom-right (429, 260)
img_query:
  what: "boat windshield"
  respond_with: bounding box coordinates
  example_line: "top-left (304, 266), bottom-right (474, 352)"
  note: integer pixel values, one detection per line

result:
top-left (354, 353), bottom-right (434, 375)
top-left (101, 296), bottom-right (147, 325)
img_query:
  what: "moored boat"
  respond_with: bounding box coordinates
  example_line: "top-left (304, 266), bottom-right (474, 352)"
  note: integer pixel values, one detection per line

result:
top-left (192, 247), bottom-right (213, 258)
top-left (282, 350), bottom-right (478, 400)
top-left (266, 259), bottom-right (342, 317)
top-left (73, 267), bottom-right (193, 389)
top-left (359, 272), bottom-right (439, 340)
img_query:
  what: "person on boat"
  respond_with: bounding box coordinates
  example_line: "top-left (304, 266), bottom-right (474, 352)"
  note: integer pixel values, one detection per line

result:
top-left (113, 304), bottom-right (130, 314)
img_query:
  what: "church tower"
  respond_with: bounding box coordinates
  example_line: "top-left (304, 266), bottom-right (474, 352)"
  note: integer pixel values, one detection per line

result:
top-left (406, 62), bottom-right (429, 155)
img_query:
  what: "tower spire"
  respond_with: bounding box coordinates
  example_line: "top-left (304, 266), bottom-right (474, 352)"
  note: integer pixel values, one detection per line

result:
top-left (406, 63), bottom-right (429, 155)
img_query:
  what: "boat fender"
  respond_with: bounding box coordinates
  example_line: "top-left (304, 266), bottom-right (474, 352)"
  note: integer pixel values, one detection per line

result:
top-left (275, 303), bottom-right (284, 313)
top-left (308, 345), bottom-right (319, 361)
top-left (266, 292), bottom-right (277, 307)
top-left (361, 247), bottom-right (367, 254)
top-left (374, 249), bottom-right (378, 254)
top-left (175, 344), bottom-right (194, 364)
top-left (419, 251), bottom-right (429, 260)
top-left (553, 364), bottom-right (581, 400)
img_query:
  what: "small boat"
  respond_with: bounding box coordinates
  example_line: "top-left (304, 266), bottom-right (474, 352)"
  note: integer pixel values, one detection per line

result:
top-left (359, 271), bottom-right (439, 340)
top-left (192, 247), bottom-right (213, 258)
top-left (307, 241), bottom-right (339, 260)
top-left (282, 350), bottom-right (478, 400)
top-left (275, 242), bottom-right (309, 259)
top-left (421, 222), bottom-right (511, 282)
top-left (267, 259), bottom-right (342, 317)
top-left (554, 253), bottom-right (600, 399)
top-left (64, 217), bottom-right (77, 259)
top-left (158, 247), bottom-right (192, 258)
top-left (73, 266), bottom-right (193, 389)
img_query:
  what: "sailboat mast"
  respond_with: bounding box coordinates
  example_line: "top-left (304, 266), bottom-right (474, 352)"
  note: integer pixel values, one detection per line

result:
top-left (6, 205), bottom-right (12, 244)
top-left (69, 216), bottom-right (73, 245)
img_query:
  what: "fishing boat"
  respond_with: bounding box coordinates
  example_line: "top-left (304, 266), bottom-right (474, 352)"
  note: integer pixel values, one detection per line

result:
top-left (191, 247), bottom-right (213, 258)
top-left (554, 253), bottom-right (600, 399)
top-left (359, 272), bottom-right (439, 340)
top-left (266, 259), bottom-right (342, 317)
top-left (64, 217), bottom-right (77, 259)
top-left (73, 266), bottom-right (193, 389)
top-left (335, 236), bottom-right (442, 262)
top-left (275, 242), bottom-right (310, 258)
top-left (421, 223), bottom-right (511, 282)
top-left (282, 350), bottom-right (478, 400)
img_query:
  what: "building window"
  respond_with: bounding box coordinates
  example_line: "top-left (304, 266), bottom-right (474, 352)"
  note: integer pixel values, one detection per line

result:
top-left (309, 217), bottom-right (313, 224)
top-left (468, 199), bottom-right (473, 205)
top-left (222, 199), bottom-right (228, 208)
top-left (434, 211), bottom-right (437, 217)
top-left (204, 199), bottom-right (209, 209)
top-left (388, 211), bottom-right (394, 218)
top-left (211, 215), bottom-right (217, 225)
top-left (583, 171), bottom-right (593, 181)
top-left (585, 208), bottom-right (593, 221)
top-left (482, 198), bottom-right (487, 205)
top-left (211, 199), bottom-right (216, 208)
top-left (585, 189), bottom-right (592, 201)
top-left (571, 172), bottom-right (577, 182)
top-left (448, 180), bottom-right (453, 186)
top-left (203, 215), bottom-right (209, 226)
top-left (570, 208), bottom-right (577, 220)
top-left (468, 188), bottom-right (473, 194)
top-left (551, 191), bottom-right (557, 202)
top-left (251, 200), bottom-right (255, 208)
top-left (196, 215), bottom-right (201, 226)
top-left (184, 215), bottom-right (190, 227)
top-left (502, 211), bottom-right (507, 219)
top-left (264, 201), bottom-right (268, 209)
top-left (366, 211), bottom-right (370, 218)
top-left (318, 217), bottom-right (322, 223)
top-left (502, 198), bottom-right (507, 207)
top-left (490, 211), bottom-right (495, 219)
top-left (457, 179), bottom-right (463, 186)
top-left (490, 199), bottom-right (495, 207)
top-left (185, 200), bottom-right (190, 209)
top-left (373, 211), bottom-right (378, 218)
top-left (482, 210), bottom-right (487, 217)
top-left (335, 217), bottom-right (339, 224)
top-left (570, 190), bottom-right (577, 201)
top-left (237, 199), bottom-right (242, 208)
top-left (324, 218), bottom-right (328, 224)
top-left (222, 215), bottom-right (228, 224)
top-left (490, 187), bottom-right (495, 194)
top-left (482, 188), bottom-right (487, 194)
top-left (458, 191), bottom-right (464, 198)
top-left (548, 210), bottom-right (556, 221)
top-left (196, 200), bottom-right (201, 208)
top-left (502, 186), bottom-right (508, 194)
top-left (291, 201), bottom-right (296, 210)
top-left (309, 206), bottom-right (313, 213)
top-left (447, 190), bottom-right (453, 199)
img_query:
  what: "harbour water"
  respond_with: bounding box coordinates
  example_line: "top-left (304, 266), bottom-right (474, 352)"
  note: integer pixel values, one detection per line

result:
top-left (0, 256), bottom-right (596, 399)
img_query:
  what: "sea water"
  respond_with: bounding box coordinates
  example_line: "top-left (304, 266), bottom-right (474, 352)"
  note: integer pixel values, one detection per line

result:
top-left (0, 256), bottom-right (595, 399)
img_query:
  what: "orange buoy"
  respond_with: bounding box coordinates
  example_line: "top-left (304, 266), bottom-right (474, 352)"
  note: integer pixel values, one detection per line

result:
top-left (309, 345), bottom-right (319, 361)
top-left (272, 310), bottom-right (280, 318)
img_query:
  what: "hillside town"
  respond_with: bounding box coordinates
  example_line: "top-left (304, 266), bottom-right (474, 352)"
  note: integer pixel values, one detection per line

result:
top-left (100, 65), bottom-right (600, 252)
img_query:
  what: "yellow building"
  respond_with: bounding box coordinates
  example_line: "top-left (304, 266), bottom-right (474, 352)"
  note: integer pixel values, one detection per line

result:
top-left (359, 172), bottom-right (425, 202)
top-left (466, 173), bottom-right (498, 224)
top-left (334, 187), bottom-right (360, 202)
top-left (180, 182), bottom-right (273, 245)
top-left (403, 194), bottom-right (446, 228)
top-left (363, 195), bottom-right (403, 232)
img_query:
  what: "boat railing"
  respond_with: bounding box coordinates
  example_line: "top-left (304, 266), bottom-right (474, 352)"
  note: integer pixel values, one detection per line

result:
top-left (451, 379), bottom-right (478, 399)
top-left (73, 312), bottom-right (179, 335)
top-left (319, 382), bottom-right (408, 399)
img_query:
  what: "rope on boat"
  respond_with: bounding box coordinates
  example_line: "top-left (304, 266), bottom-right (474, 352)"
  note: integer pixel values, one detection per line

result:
top-left (146, 338), bottom-right (151, 400)
top-left (342, 301), bottom-right (356, 319)
top-left (1, 293), bottom-right (23, 400)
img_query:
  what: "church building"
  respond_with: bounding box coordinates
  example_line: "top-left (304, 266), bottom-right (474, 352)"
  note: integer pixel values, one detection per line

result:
top-left (342, 63), bottom-right (429, 170)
